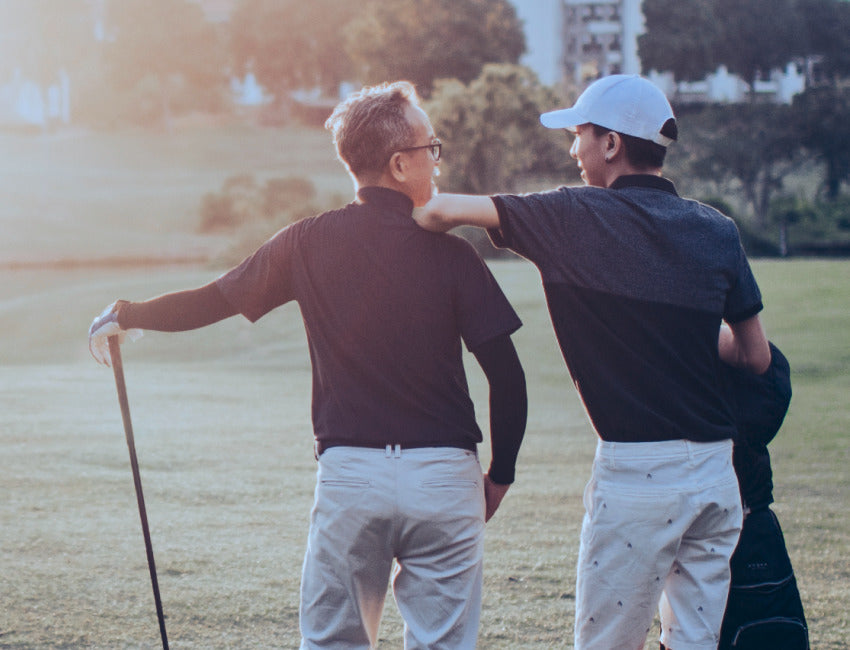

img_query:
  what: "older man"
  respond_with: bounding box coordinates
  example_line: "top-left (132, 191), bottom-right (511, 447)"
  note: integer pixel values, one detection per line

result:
top-left (89, 81), bottom-right (527, 649)
top-left (415, 74), bottom-right (770, 650)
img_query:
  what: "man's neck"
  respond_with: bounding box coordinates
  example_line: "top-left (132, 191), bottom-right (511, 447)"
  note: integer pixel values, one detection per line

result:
top-left (355, 174), bottom-right (413, 202)
top-left (600, 159), bottom-right (662, 188)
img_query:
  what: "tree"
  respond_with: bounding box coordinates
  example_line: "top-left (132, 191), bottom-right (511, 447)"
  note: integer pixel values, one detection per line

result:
top-left (102, 0), bottom-right (226, 129)
top-left (346, 0), bottom-right (525, 96)
top-left (639, 0), bottom-right (718, 82)
top-left (425, 64), bottom-right (573, 195)
top-left (686, 105), bottom-right (803, 227)
top-left (640, 0), bottom-right (801, 99)
top-left (793, 85), bottom-right (850, 200)
top-left (714, 0), bottom-right (800, 95)
top-left (229, 0), bottom-right (361, 103)
top-left (795, 0), bottom-right (850, 83)
top-left (767, 195), bottom-right (815, 256)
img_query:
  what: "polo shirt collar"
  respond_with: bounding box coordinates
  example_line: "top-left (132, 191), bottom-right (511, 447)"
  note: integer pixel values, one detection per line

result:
top-left (610, 174), bottom-right (678, 196)
top-left (357, 186), bottom-right (414, 215)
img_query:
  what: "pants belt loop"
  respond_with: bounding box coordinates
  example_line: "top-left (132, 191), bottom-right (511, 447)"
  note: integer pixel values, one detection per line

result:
top-left (385, 444), bottom-right (392, 458)
top-left (393, 444), bottom-right (401, 458)
top-left (685, 439), bottom-right (695, 463)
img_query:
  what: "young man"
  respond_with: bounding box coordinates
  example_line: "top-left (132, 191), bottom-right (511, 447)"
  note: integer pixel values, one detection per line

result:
top-left (89, 81), bottom-right (527, 649)
top-left (414, 74), bottom-right (770, 650)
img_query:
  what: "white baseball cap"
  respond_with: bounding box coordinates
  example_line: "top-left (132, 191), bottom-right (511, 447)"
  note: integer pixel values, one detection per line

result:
top-left (540, 74), bottom-right (676, 146)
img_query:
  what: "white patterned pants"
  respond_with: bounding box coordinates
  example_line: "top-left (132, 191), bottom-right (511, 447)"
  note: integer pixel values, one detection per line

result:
top-left (575, 438), bottom-right (743, 650)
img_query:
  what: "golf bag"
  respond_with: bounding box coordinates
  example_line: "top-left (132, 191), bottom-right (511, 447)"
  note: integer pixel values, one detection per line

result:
top-left (718, 506), bottom-right (808, 650)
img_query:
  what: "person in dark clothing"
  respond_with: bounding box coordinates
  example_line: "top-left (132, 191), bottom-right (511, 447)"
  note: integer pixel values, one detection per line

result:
top-left (89, 81), bottom-right (527, 649)
top-left (415, 73), bottom-right (771, 649)
top-left (716, 340), bottom-right (809, 650)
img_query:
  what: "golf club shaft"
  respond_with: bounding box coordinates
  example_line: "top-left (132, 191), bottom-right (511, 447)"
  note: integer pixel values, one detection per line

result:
top-left (109, 336), bottom-right (169, 650)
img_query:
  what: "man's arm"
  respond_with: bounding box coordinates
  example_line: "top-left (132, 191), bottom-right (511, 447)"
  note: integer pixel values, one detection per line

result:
top-left (116, 281), bottom-right (237, 331)
top-left (413, 193), bottom-right (500, 232)
top-left (88, 281), bottom-right (238, 365)
top-left (471, 333), bottom-right (527, 522)
top-left (719, 314), bottom-right (771, 374)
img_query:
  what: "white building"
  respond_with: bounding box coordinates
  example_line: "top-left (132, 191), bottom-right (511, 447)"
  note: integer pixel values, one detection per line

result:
top-left (511, 0), bottom-right (643, 87)
top-left (510, 0), bottom-right (805, 104)
top-left (561, 0), bottom-right (643, 83)
top-left (511, 0), bottom-right (564, 86)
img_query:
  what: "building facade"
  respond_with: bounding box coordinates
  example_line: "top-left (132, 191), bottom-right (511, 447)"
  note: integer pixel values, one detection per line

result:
top-left (561, 0), bottom-right (643, 84)
top-left (512, 0), bottom-right (564, 86)
top-left (511, 0), bottom-right (643, 87)
top-left (511, 0), bottom-right (805, 103)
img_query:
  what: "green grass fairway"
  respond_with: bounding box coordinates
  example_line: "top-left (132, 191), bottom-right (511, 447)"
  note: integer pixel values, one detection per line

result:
top-left (1, 127), bottom-right (847, 648)
top-left (0, 259), bottom-right (847, 649)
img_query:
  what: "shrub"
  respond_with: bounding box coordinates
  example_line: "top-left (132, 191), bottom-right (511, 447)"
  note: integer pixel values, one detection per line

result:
top-left (700, 196), bottom-right (780, 257)
top-left (817, 196), bottom-right (850, 232)
top-left (263, 177), bottom-right (316, 220)
top-left (199, 174), bottom-right (317, 232)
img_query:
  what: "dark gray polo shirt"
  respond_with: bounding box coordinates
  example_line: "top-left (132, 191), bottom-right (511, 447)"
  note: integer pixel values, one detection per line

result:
top-left (491, 175), bottom-right (762, 443)
top-left (217, 186), bottom-right (521, 450)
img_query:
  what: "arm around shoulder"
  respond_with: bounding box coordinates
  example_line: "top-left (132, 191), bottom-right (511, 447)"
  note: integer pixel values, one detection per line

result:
top-left (413, 193), bottom-right (500, 232)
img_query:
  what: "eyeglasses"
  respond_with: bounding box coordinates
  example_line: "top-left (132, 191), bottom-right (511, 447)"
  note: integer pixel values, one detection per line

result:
top-left (395, 139), bottom-right (442, 162)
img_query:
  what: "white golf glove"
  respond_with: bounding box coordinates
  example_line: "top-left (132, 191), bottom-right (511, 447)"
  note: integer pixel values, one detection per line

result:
top-left (88, 300), bottom-right (143, 366)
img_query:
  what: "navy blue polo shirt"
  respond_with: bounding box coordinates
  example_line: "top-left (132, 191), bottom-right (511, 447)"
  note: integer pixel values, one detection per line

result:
top-left (491, 175), bottom-right (763, 443)
top-left (217, 186), bottom-right (521, 449)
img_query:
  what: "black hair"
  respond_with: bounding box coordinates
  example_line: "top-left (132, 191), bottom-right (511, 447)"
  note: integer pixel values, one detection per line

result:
top-left (592, 118), bottom-right (677, 169)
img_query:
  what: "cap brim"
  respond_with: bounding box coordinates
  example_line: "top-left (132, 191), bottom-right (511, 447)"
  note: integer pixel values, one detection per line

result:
top-left (540, 107), bottom-right (584, 130)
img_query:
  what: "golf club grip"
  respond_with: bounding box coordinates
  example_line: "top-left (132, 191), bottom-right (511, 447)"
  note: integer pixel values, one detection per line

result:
top-left (108, 336), bottom-right (170, 650)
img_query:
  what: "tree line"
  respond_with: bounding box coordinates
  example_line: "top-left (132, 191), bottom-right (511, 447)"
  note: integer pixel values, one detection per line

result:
top-left (0, 0), bottom-right (525, 129)
top-left (639, 0), bottom-right (850, 254)
top-left (3, 0), bottom-right (849, 255)
top-left (640, 0), bottom-right (850, 92)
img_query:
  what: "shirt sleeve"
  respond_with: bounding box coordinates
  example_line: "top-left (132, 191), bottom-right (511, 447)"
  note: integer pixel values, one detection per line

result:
top-left (451, 239), bottom-right (522, 350)
top-left (471, 334), bottom-right (527, 484)
top-left (215, 223), bottom-right (300, 322)
top-left (723, 224), bottom-right (764, 323)
top-left (118, 281), bottom-right (237, 331)
top-left (488, 189), bottom-right (573, 270)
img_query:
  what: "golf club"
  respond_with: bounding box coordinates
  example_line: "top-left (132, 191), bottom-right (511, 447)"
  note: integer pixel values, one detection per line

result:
top-left (108, 335), bottom-right (169, 650)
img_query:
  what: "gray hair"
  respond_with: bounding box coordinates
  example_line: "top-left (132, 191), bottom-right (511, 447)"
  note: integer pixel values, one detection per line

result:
top-left (325, 81), bottom-right (420, 179)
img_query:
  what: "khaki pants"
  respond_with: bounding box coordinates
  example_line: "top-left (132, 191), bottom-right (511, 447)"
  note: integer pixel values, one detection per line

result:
top-left (300, 445), bottom-right (485, 649)
top-left (575, 439), bottom-right (743, 650)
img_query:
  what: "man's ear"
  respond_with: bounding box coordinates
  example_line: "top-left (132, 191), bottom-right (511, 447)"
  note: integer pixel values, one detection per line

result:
top-left (605, 132), bottom-right (622, 162)
top-left (388, 152), bottom-right (407, 182)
